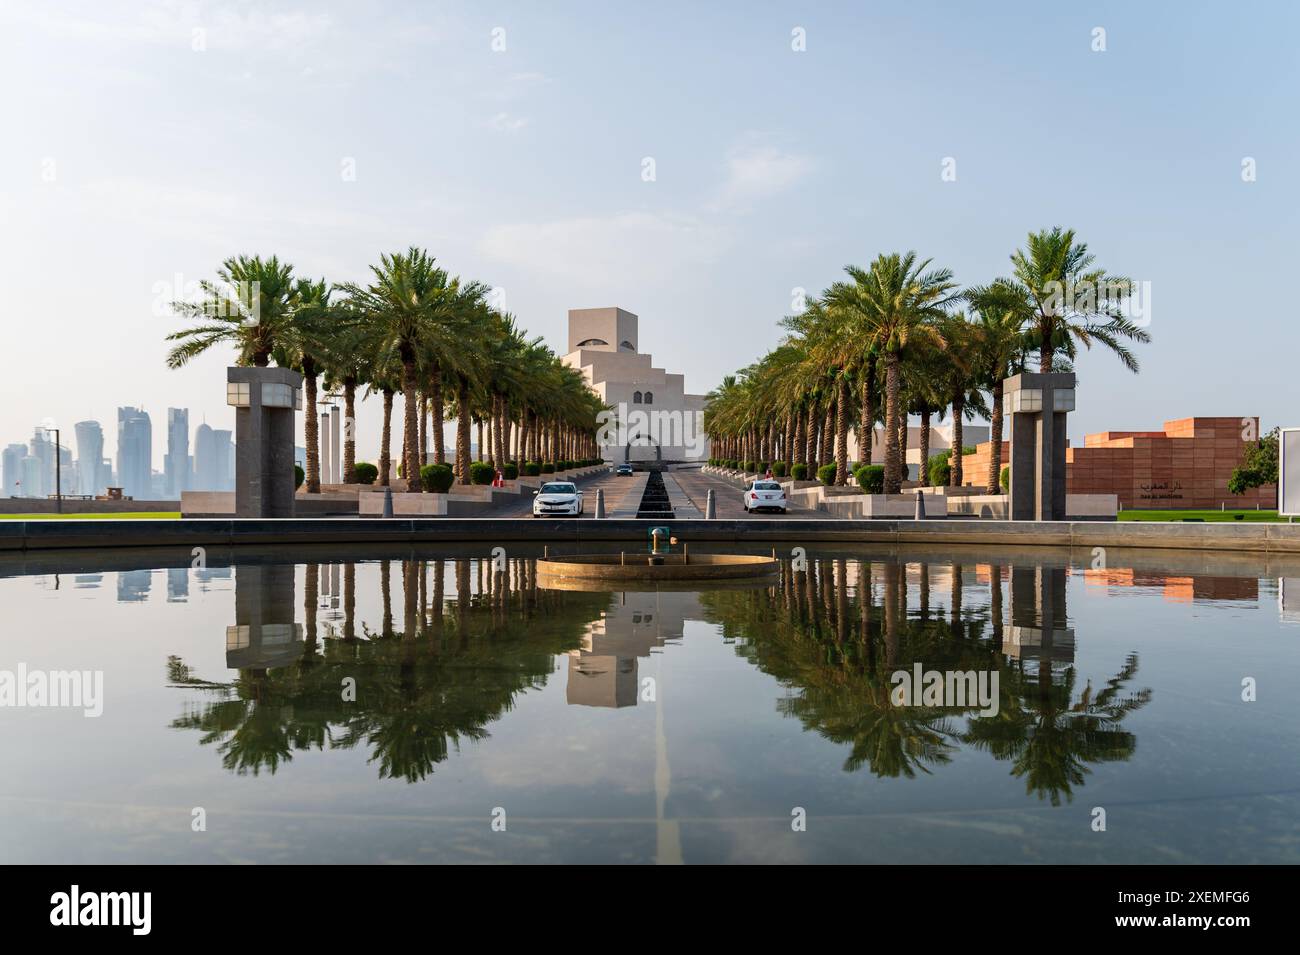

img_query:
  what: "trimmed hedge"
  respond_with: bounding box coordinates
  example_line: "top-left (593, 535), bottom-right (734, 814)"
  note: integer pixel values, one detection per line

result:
top-left (817, 463), bottom-right (838, 486)
top-left (771, 461), bottom-right (787, 478)
top-left (927, 452), bottom-right (950, 488)
top-left (420, 463), bottom-right (454, 493)
top-left (791, 463), bottom-right (808, 481)
top-left (469, 461), bottom-right (495, 485)
top-left (502, 462), bottom-right (519, 481)
top-left (1000, 465), bottom-right (1010, 492)
top-left (294, 464), bottom-right (304, 489)
top-left (354, 462), bottom-right (378, 485)
top-left (855, 464), bottom-right (884, 494)
top-left (523, 461), bottom-right (541, 476)
top-left (540, 462), bottom-right (555, 474)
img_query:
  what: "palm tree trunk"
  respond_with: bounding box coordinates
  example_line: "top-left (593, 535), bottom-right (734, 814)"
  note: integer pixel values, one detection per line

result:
top-left (821, 401), bottom-right (835, 467)
top-left (455, 378), bottom-right (471, 484)
top-left (342, 378), bottom-right (357, 483)
top-left (804, 403), bottom-right (817, 470)
top-left (430, 367), bottom-right (445, 465)
top-left (897, 414), bottom-right (907, 481)
top-left (919, 410), bottom-right (931, 486)
top-left (883, 353), bottom-right (902, 494)
top-left (477, 420), bottom-right (484, 463)
top-left (379, 388), bottom-right (393, 487)
top-left (950, 393), bottom-right (964, 486)
top-left (401, 352), bottom-right (421, 492)
top-left (988, 378), bottom-right (1004, 494)
top-left (1040, 323), bottom-right (1054, 373)
top-left (860, 356), bottom-right (876, 466)
top-left (834, 374), bottom-right (850, 484)
top-left (418, 392), bottom-right (427, 467)
top-left (303, 360), bottom-right (320, 493)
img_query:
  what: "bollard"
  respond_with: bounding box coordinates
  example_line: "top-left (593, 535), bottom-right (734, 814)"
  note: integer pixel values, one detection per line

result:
top-left (595, 487), bottom-right (606, 519)
top-left (914, 489), bottom-right (926, 520)
top-left (382, 485), bottom-right (394, 518)
top-left (705, 488), bottom-right (716, 519)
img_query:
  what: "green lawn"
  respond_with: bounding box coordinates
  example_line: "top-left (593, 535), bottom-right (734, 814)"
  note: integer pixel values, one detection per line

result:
top-left (1117, 508), bottom-right (1286, 523)
top-left (0, 512), bottom-right (181, 520)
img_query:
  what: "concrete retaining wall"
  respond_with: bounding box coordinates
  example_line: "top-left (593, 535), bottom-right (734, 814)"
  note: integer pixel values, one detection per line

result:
top-left (7, 516), bottom-right (1300, 555)
top-left (0, 498), bottom-right (179, 514)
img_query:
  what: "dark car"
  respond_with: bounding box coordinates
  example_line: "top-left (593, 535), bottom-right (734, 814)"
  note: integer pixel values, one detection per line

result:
top-left (615, 463), bottom-right (634, 476)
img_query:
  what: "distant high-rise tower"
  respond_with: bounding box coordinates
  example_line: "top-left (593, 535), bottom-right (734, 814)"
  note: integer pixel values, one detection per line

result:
top-left (2, 444), bottom-right (26, 497)
top-left (214, 429), bottom-right (234, 490)
top-left (165, 408), bottom-right (189, 498)
top-left (20, 454), bottom-right (43, 499)
top-left (117, 407), bottom-right (152, 499)
top-left (74, 421), bottom-right (105, 496)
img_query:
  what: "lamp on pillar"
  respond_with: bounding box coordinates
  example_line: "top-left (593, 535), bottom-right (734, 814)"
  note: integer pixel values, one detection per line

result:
top-left (1004, 372), bottom-right (1075, 521)
top-left (227, 366), bottom-right (303, 517)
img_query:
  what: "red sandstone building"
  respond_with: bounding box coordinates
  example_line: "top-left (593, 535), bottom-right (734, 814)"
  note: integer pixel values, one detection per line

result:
top-left (965, 417), bottom-right (1276, 510)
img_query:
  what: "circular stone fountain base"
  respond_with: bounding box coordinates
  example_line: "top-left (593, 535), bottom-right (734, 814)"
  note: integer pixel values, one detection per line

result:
top-left (537, 553), bottom-right (778, 584)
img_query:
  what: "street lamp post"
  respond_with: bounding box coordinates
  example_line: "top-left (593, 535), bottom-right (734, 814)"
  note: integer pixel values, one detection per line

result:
top-left (42, 427), bottom-right (62, 513)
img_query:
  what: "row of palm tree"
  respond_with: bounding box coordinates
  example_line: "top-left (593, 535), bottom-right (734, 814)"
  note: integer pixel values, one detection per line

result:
top-left (165, 248), bottom-right (606, 491)
top-left (704, 228), bottom-right (1150, 494)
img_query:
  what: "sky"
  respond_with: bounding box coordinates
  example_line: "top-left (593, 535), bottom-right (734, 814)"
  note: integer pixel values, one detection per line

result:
top-left (1, 0), bottom-right (1297, 469)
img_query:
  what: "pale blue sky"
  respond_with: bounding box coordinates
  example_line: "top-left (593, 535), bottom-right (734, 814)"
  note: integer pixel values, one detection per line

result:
top-left (2, 0), bottom-right (1296, 467)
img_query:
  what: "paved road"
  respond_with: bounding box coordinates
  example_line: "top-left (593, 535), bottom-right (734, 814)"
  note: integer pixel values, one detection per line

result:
top-left (488, 467), bottom-right (842, 520)
top-left (491, 469), bottom-right (644, 518)
top-left (668, 469), bottom-right (842, 520)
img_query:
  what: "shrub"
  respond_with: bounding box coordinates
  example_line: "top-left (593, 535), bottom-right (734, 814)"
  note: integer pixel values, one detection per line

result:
top-left (469, 461), bottom-right (495, 485)
top-left (420, 463), bottom-right (454, 493)
top-left (791, 463), bottom-right (808, 481)
top-left (354, 462), bottom-right (378, 485)
top-left (855, 464), bottom-right (885, 494)
top-left (927, 452), bottom-right (951, 488)
top-left (1000, 465), bottom-right (1009, 493)
top-left (294, 464), bottom-right (304, 489)
top-left (817, 463), bottom-right (838, 486)
top-left (502, 462), bottom-right (519, 481)
top-left (962, 445), bottom-right (978, 455)
top-left (418, 464), bottom-right (447, 493)
top-left (771, 461), bottom-right (787, 478)
top-left (523, 461), bottom-right (541, 476)
top-left (541, 462), bottom-right (555, 474)
top-left (758, 461), bottom-right (769, 473)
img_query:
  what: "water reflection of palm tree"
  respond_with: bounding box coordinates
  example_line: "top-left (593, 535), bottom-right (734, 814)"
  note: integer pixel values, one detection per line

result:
top-left (700, 557), bottom-right (1150, 789)
top-left (168, 558), bottom-right (609, 781)
top-left (962, 651), bottom-right (1151, 805)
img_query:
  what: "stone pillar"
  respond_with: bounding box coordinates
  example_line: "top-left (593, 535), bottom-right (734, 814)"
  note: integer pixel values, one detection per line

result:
top-left (1004, 372), bottom-right (1075, 521)
top-left (227, 366), bottom-right (302, 517)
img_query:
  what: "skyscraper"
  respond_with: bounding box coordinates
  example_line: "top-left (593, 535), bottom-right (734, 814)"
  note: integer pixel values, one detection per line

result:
top-left (193, 423), bottom-right (216, 490)
top-left (2, 444), bottom-right (25, 497)
top-left (74, 420), bottom-right (105, 496)
top-left (20, 454), bottom-right (43, 499)
top-left (215, 429), bottom-right (234, 490)
top-left (117, 407), bottom-right (152, 499)
top-left (29, 429), bottom-right (52, 499)
top-left (165, 408), bottom-right (189, 498)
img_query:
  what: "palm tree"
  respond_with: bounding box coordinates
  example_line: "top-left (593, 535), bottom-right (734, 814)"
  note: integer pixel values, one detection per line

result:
top-left (823, 254), bottom-right (960, 493)
top-left (276, 277), bottom-right (340, 494)
top-left (1007, 227), bottom-right (1150, 373)
top-left (165, 255), bottom-right (299, 369)
top-left (966, 281), bottom-right (1031, 492)
top-left (340, 248), bottom-right (488, 492)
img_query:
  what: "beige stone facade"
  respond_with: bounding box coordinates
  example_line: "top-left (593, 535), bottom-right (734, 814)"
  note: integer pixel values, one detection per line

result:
top-left (562, 307), bottom-right (709, 463)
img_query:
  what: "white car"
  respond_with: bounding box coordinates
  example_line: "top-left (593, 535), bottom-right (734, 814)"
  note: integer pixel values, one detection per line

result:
top-left (533, 481), bottom-right (584, 517)
top-left (743, 480), bottom-right (787, 514)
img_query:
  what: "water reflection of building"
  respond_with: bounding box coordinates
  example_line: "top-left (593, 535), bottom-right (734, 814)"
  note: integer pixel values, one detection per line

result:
top-left (117, 569), bottom-right (152, 602)
top-left (1006, 566), bottom-right (1076, 673)
top-left (226, 564), bottom-right (302, 670)
top-left (566, 590), bottom-right (701, 708)
top-left (167, 567), bottom-right (189, 602)
top-left (1083, 568), bottom-right (1258, 603)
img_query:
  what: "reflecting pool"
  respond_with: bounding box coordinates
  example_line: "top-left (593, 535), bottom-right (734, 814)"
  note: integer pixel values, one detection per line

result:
top-left (2, 543), bottom-right (1298, 864)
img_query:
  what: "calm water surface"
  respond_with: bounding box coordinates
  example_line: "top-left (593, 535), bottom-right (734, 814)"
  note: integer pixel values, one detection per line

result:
top-left (2, 543), bottom-right (1298, 864)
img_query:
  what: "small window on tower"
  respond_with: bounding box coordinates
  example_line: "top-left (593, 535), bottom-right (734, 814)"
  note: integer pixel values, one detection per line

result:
top-left (632, 391), bottom-right (642, 404)
top-left (577, 338), bottom-right (608, 347)
top-left (619, 340), bottom-right (635, 352)
top-left (643, 391), bottom-right (653, 404)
